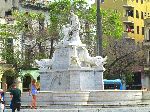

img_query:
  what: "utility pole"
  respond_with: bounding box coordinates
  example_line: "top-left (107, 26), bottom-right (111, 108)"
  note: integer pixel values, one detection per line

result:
top-left (96, 0), bottom-right (103, 56)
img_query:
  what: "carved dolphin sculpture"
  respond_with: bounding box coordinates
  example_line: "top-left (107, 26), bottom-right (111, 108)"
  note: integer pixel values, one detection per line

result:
top-left (35, 59), bottom-right (53, 69)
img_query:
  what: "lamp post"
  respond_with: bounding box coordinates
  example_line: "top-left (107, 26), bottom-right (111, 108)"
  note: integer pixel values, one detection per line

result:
top-left (96, 0), bottom-right (103, 56)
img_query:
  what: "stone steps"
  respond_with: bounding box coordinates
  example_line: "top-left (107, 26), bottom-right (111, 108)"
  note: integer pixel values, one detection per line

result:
top-left (4, 101), bottom-right (150, 109)
top-left (4, 91), bottom-right (143, 106)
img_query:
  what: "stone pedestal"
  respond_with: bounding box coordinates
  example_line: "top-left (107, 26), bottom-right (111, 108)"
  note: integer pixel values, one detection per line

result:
top-left (40, 68), bottom-right (104, 91)
top-left (52, 44), bottom-right (85, 69)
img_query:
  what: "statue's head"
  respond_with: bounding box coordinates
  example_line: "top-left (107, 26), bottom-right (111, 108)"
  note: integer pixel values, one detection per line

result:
top-left (70, 10), bottom-right (74, 15)
top-left (95, 56), bottom-right (107, 66)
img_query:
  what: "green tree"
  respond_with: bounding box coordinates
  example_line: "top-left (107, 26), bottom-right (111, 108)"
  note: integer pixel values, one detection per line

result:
top-left (47, 0), bottom-right (123, 56)
top-left (0, 11), bottom-right (49, 73)
top-left (103, 37), bottom-right (144, 84)
top-left (0, 0), bottom-right (123, 76)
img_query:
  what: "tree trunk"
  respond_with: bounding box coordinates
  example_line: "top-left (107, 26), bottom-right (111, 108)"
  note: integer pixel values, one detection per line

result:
top-left (49, 39), bottom-right (54, 59)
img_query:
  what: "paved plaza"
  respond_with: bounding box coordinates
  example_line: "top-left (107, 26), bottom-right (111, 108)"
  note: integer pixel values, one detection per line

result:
top-left (4, 107), bottom-right (150, 112)
top-left (4, 101), bottom-right (150, 112)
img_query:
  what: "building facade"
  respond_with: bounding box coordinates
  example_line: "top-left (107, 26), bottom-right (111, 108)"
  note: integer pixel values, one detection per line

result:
top-left (0, 0), bottom-right (53, 91)
top-left (101, 0), bottom-right (150, 42)
top-left (0, 0), bottom-right (20, 91)
top-left (0, 0), bottom-right (19, 17)
top-left (143, 18), bottom-right (150, 90)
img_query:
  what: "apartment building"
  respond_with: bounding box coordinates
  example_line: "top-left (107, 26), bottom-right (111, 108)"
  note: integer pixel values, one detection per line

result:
top-left (100, 0), bottom-right (150, 89)
top-left (100, 0), bottom-right (150, 42)
top-left (0, 0), bottom-right (50, 91)
top-left (0, 0), bottom-right (19, 90)
top-left (0, 0), bottom-right (19, 17)
top-left (143, 18), bottom-right (150, 90)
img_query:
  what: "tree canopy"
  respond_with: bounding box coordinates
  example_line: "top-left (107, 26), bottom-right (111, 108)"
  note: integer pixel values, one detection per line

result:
top-left (0, 0), bottom-right (123, 76)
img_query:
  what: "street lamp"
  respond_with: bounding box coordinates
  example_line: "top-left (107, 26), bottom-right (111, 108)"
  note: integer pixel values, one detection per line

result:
top-left (96, 0), bottom-right (103, 56)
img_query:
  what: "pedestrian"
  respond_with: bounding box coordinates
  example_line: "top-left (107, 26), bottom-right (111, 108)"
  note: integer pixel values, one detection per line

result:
top-left (29, 79), bottom-right (38, 109)
top-left (10, 83), bottom-right (21, 112)
top-left (0, 89), bottom-right (5, 112)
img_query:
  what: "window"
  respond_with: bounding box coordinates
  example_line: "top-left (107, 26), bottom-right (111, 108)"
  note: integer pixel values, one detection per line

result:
top-left (146, 29), bottom-right (150, 41)
top-left (5, 10), bottom-right (12, 16)
top-left (132, 72), bottom-right (141, 86)
top-left (114, 9), bottom-right (118, 13)
top-left (149, 29), bottom-right (150, 40)
top-left (126, 25), bottom-right (134, 33)
top-left (148, 13), bottom-right (150, 16)
top-left (137, 26), bottom-right (139, 34)
top-left (141, 0), bottom-right (143, 4)
top-left (126, 10), bottom-right (134, 17)
top-left (136, 10), bottom-right (139, 18)
top-left (142, 27), bottom-right (144, 35)
top-left (149, 51), bottom-right (150, 63)
top-left (145, 12), bottom-right (147, 17)
top-left (101, 0), bottom-right (104, 3)
top-left (7, 38), bottom-right (13, 45)
top-left (141, 11), bottom-right (144, 19)
top-left (23, 76), bottom-right (31, 92)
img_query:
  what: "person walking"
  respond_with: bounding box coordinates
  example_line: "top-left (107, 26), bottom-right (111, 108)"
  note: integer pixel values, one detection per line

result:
top-left (29, 79), bottom-right (38, 109)
top-left (10, 83), bottom-right (21, 112)
top-left (0, 89), bottom-right (5, 112)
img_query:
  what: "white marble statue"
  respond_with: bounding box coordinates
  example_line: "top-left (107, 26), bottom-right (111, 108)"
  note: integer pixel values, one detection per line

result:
top-left (59, 10), bottom-right (81, 46)
top-left (36, 10), bottom-right (107, 70)
top-left (69, 10), bottom-right (81, 44)
top-left (78, 47), bottom-right (107, 70)
top-left (90, 56), bottom-right (107, 70)
top-left (70, 10), bottom-right (80, 32)
top-left (36, 10), bottom-right (106, 92)
top-left (35, 59), bottom-right (53, 69)
top-left (61, 24), bottom-right (71, 44)
top-left (70, 56), bottom-right (81, 67)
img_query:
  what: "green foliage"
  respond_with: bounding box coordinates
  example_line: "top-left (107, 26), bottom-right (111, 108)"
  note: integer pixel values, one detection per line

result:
top-left (47, 0), bottom-right (123, 55)
top-left (125, 72), bottom-right (134, 84)
top-left (0, 11), bottom-right (47, 73)
top-left (3, 69), bottom-right (19, 78)
top-left (103, 37), bottom-right (144, 82)
top-left (1, 43), bottom-right (14, 64)
top-left (0, 0), bottom-right (123, 77)
top-left (12, 11), bottom-right (45, 32)
top-left (101, 9), bottom-right (123, 39)
top-left (0, 23), bottom-right (17, 38)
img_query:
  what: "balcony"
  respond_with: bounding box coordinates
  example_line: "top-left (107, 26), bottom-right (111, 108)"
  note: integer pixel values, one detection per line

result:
top-left (123, 32), bottom-right (134, 39)
top-left (123, 5), bottom-right (134, 8)
top-left (143, 40), bottom-right (150, 46)
top-left (122, 16), bottom-right (134, 24)
top-left (144, 63), bottom-right (150, 71)
top-left (122, 0), bottom-right (134, 8)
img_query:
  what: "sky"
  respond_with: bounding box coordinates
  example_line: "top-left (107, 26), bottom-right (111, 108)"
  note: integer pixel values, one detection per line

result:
top-left (46, 0), bottom-right (95, 5)
top-left (87, 0), bottom-right (95, 4)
